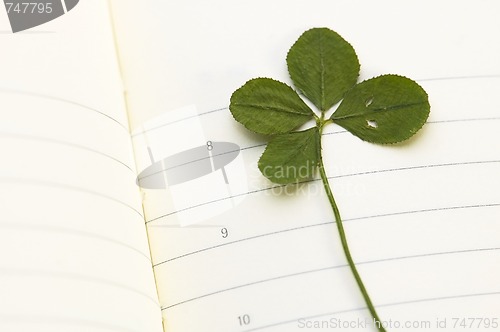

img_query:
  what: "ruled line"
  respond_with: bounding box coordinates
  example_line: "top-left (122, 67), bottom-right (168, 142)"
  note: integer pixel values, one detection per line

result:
top-left (417, 74), bottom-right (500, 82)
top-left (1, 268), bottom-right (160, 307)
top-left (138, 116), bottom-right (499, 203)
top-left (0, 221), bottom-right (151, 261)
top-left (153, 203), bottom-right (499, 267)
top-left (0, 178), bottom-right (144, 218)
top-left (242, 292), bottom-right (500, 332)
top-left (146, 159), bottom-right (500, 223)
top-left (130, 74), bottom-right (500, 138)
top-left (160, 247), bottom-right (500, 310)
top-left (131, 107), bottom-right (227, 138)
top-left (139, 115), bottom-right (499, 182)
top-left (0, 132), bottom-right (133, 172)
top-left (0, 313), bottom-right (140, 332)
top-left (0, 89), bottom-right (129, 132)
top-left (137, 116), bottom-right (500, 182)
top-left (323, 117), bottom-right (500, 136)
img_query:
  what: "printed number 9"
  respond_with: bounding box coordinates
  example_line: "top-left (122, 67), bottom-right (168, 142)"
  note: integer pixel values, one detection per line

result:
top-left (221, 228), bottom-right (228, 238)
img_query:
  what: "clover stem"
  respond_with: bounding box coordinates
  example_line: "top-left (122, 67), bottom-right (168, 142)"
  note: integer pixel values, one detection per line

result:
top-left (317, 124), bottom-right (386, 332)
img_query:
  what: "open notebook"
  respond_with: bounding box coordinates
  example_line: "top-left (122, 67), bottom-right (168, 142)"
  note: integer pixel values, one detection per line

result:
top-left (0, 0), bottom-right (499, 331)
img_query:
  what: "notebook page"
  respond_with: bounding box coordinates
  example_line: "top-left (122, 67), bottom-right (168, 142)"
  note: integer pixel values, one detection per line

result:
top-left (0, 1), bottom-right (162, 331)
top-left (110, 1), bottom-right (500, 331)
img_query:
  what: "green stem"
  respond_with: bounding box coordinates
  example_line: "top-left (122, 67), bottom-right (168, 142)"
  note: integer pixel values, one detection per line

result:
top-left (317, 124), bottom-right (386, 332)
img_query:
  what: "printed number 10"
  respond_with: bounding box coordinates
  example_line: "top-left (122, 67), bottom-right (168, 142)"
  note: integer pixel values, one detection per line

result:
top-left (238, 314), bottom-right (250, 326)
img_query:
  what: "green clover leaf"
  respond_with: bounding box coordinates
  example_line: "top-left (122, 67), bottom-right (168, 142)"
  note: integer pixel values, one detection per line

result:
top-left (230, 78), bottom-right (314, 135)
top-left (258, 127), bottom-right (320, 184)
top-left (332, 74), bottom-right (430, 144)
top-left (287, 27), bottom-right (360, 112)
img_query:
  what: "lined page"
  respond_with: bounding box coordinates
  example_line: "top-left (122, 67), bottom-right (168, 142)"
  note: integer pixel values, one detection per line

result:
top-left (0, 1), bottom-right (162, 331)
top-left (111, 1), bottom-right (500, 331)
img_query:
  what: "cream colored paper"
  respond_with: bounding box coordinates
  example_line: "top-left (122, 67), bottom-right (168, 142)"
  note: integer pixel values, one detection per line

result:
top-left (111, 1), bottom-right (500, 331)
top-left (0, 1), bottom-right (162, 331)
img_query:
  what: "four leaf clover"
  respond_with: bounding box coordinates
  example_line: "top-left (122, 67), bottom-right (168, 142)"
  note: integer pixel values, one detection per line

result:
top-left (229, 27), bottom-right (430, 332)
top-left (230, 27), bottom-right (429, 185)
